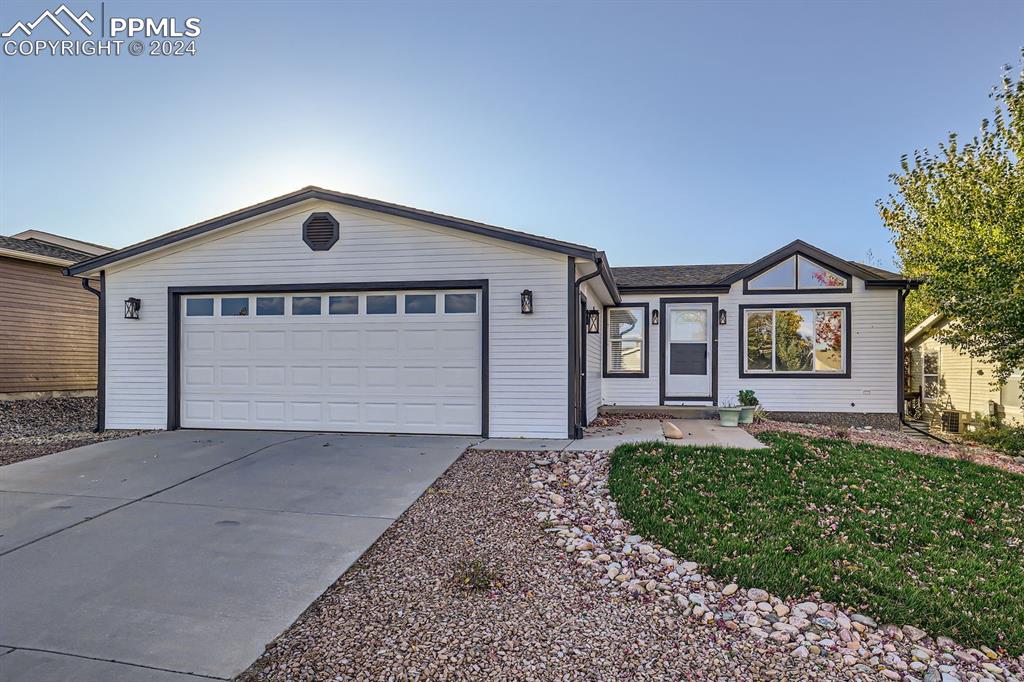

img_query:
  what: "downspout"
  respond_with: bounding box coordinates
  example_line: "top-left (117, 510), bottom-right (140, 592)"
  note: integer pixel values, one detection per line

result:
top-left (897, 285), bottom-right (948, 443)
top-left (569, 260), bottom-right (605, 439)
top-left (79, 274), bottom-right (105, 433)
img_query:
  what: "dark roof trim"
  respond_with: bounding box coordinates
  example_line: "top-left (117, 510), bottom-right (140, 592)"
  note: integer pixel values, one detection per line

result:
top-left (66, 186), bottom-right (606, 276)
top-left (864, 279), bottom-right (922, 289)
top-left (717, 239), bottom-right (884, 286)
top-left (594, 251), bottom-right (621, 305)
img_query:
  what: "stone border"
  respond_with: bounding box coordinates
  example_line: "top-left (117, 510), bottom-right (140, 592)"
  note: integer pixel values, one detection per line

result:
top-left (529, 448), bottom-right (1023, 682)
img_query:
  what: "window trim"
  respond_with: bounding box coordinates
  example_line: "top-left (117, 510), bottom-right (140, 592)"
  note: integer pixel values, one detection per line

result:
top-left (603, 302), bottom-right (650, 378)
top-left (738, 302), bottom-right (852, 379)
top-left (742, 254), bottom-right (852, 295)
top-left (921, 348), bottom-right (941, 402)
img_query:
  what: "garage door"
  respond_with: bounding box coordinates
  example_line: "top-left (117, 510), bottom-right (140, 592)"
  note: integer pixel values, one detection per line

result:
top-left (179, 289), bottom-right (482, 434)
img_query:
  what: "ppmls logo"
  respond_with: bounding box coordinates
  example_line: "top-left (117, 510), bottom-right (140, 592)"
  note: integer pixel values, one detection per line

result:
top-left (2, 3), bottom-right (201, 58)
top-left (2, 4), bottom-right (94, 37)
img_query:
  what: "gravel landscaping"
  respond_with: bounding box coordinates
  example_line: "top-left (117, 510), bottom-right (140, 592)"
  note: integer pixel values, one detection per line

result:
top-left (0, 397), bottom-right (145, 466)
top-left (240, 449), bottom-right (879, 681)
top-left (238, 425), bottom-right (1024, 681)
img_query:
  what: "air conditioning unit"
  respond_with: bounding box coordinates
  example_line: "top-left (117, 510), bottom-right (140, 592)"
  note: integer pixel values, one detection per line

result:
top-left (940, 410), bottom-right (969, 434)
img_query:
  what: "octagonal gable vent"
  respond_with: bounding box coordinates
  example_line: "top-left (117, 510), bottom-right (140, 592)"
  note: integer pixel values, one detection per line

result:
top-left (302, 212), bottom-right (339, 251)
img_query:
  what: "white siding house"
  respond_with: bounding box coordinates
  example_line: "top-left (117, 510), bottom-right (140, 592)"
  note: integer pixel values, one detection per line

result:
top-left (66, 189), bottom-right (913, 437)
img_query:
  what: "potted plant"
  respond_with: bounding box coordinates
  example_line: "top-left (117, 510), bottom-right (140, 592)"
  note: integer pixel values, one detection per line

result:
top-left (718, 400), bottom-right (743, 427)
top-left (737, 390), bottom-right (759, 424)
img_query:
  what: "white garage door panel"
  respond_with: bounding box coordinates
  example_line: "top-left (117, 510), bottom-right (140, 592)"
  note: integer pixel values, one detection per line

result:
top-left (180, 290), bottom-right (482, 434)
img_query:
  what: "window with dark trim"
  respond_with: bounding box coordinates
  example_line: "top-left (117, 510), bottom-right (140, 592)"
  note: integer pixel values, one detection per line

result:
top-left (603, 304), bottom-right (649, 377)
top-left (744, 255), bottom-right (850, 294)
top-left (739, 303), bottom-right (850, 378)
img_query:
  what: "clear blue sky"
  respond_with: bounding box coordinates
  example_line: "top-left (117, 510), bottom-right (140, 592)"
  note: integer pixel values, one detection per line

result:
top-left (1, 0), bottom-right (1020, 268)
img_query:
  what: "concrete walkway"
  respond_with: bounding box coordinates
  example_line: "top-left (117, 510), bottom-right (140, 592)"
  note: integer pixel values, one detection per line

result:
top-left (472, 418), bottom-right (764, 452)
top-left (0, 431), bottom-right (473, 681)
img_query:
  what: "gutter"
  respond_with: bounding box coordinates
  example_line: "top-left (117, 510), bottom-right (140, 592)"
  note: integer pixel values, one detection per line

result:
top-left (896, 284), bottom-right (948, 444)
top-left (568, 259), bottom-right (606, 439)
top-left (78, 274), bottom-right (106, 433)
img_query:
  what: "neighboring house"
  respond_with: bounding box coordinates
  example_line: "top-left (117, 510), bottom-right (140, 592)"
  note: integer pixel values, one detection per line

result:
top-left (64, 187), bottom-right (917, 438)
top-left (905, 313), bottom-right (1022, 428)
top-left (0, 230), bottom-right (112, 399)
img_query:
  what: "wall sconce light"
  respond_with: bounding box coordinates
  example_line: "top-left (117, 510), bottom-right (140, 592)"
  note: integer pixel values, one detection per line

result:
top-left (718, 309), bottom-right (727, 326)
top-left (651, 309), bottom-right (660, 325)
top-left (124, 297), bottom-right (141, 320)
top-left (586, 309), bottom-right (600, 334)
top-left (520, 289), bottom-right (533, 314)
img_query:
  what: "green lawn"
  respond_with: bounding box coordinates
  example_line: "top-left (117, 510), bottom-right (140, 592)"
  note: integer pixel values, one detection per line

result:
top-left (608, 432), bottom-right (1024, 654)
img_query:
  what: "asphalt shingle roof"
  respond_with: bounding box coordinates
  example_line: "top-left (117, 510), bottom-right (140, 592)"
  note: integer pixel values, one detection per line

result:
top-left (0, 236), bottom-right (96, 263)
top-left (611, 263), bottom-right (747, 288)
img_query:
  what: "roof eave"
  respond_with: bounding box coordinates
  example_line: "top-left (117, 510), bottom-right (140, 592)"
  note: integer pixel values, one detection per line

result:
top-left (0, 247), bottom-right (74, 267)
top-left (618, 284), bottom-right (733, 295)
top-left (864, 279), bottom-right (922, 289)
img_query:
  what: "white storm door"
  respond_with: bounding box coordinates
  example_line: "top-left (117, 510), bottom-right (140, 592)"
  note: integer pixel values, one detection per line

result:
top-left (664, 302), bottom-right (712, 399)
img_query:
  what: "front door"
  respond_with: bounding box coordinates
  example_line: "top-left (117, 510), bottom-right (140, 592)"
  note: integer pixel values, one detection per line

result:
top-left (663, 301), bottom-right (713, 400)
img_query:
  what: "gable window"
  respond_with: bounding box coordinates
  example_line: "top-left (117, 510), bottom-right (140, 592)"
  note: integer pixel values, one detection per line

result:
top-left (740, 304), bottom-right (849, 377)
top-left (604, 304), bottom-right (649, 377)
top-left (746, 255), bottom-right (848, 293)
top-left (922, 349), bottom-right (940, 402)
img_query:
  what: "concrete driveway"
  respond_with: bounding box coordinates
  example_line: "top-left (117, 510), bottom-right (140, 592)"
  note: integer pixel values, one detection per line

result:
top-left (0, 430), bottom-right (474, 681)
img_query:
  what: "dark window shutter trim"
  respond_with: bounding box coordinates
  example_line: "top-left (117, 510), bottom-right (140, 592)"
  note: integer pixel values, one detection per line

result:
top-left (302, 212), bottom-right (339, 251)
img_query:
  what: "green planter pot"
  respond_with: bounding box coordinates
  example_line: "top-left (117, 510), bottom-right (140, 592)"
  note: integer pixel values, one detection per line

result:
top-left (739, 406), bottom-right (756, 425)
top-left (718, 407), bottom-right (742, 427)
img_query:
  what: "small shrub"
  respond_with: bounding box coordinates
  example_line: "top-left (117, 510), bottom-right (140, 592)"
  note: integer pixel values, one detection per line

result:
top-left (752, 406), bottom-right (770, 423)
top-left (451, 557), bottom-right (499, 591)
top-left (737, 390), bottom-right (759, 406)
top-left (963, 424), bottom-right (1024, 456)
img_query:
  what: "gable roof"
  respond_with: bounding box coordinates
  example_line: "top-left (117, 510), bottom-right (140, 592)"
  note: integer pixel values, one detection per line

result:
top-left (0, 235), bottom-right (100, 265)
top-left (11, 229), bottom-right (111, 256)
top-left (65, 186), bottom-right (621, 303)
top-left (614, 240), bottom-right (919, 291)
top-left (68, 186), bottom-right (604, 272)
top-left (905, 312), bottom-right (945, 345)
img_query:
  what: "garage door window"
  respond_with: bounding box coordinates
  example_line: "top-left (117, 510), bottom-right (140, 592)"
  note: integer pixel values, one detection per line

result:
top-left (221, 298), bottom-right (249, 316)
top-left (405, 294), bottom-right (436, 314)
top-left (329, 295), bottom-right (358, 315)
top-left (186, 298), bottom-right (214, 316)
top-left (366, 295), bottom-right (397, 314)
top-left (444, 293), bottom-right (476, 314)
top-left (292, 296), bottom-right (322, 315)
top-left (256, 296), bottom-right (285, 316)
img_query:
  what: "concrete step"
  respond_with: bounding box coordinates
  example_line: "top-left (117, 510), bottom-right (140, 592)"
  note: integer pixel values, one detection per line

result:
top-left (599, 405), bottom-right (717, 419)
